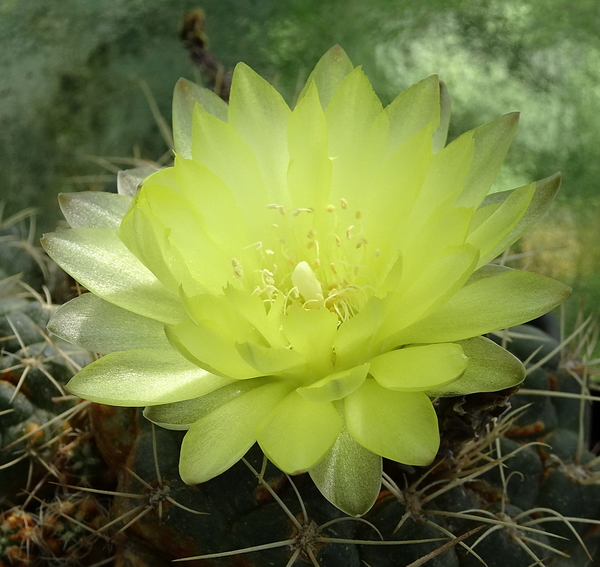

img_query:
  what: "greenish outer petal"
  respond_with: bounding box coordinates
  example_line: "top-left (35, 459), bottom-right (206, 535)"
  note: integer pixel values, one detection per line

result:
top-left (143, 377), bottom-right (272, 430)
top-left (309, 423), bottom-right (382, 517)
top-left (476, 172), bottom-right (562, 263)
top-left (179, 381), bottom-right (292, 484)
top-left (345, 379), bottom-right (439, 466)
top-left (297, 363), bottom-right (370, 403)
top-left (117, 166), bottom-right (161, 197)
top-left (59, 192), bottom-right (132, 229)
top-left (297, 45), bottom-right (354, 109)
top-left (172, 78), bottom-right (228, 158)
top-left (41, 228), bottom-right (186, 325)
top-left (393, 268), bottom-right (571, 345)
top-left (455, 112), bottom-right (520, 209)
top-left (257, 391), bottom-right (342, 474)
top-left (426, 336), bottom-right (525, 397)
top-left (48, 293), bottom-right (171, 354)
top-left (66, 349), bottom-right (230, 406)
top-left (370, 343), bottom-right (467, 391)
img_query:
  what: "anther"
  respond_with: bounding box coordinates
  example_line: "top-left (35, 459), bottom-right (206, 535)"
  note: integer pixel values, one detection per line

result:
top-left (271, 223), bottom-right (279, 228)
top-left (307, 229), bottom-right (316, 239)
top-left (330, 263), bottom-right (337, 274)
top-left (265, 249), bottom-right (275, 255)
top-left (355, 210), bottom-right (362, 219)
top-left (334, 235), bottom-right (342, 247)
top-left (340, 198), bottom-right (348, 209)
top-left (326, 204), bottom-right (336, 213)
top-left (231, 258), bottom-right (243, 278)
top-left (267, 203), bottom-right (286, 215)
top-left (375, 248), bottom-right (381, 257)
top-left (293, 207), bottom-right (314, 216)
top-left (346, 226), bottom-right (354, 240)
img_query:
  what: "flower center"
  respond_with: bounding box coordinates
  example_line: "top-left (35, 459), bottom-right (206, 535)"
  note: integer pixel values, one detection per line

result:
top-left (232, 198), bottom-right (379, 323)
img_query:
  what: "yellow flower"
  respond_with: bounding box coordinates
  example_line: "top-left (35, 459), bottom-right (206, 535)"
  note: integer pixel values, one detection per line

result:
top-left (42, 46), bottom-right (570, 515)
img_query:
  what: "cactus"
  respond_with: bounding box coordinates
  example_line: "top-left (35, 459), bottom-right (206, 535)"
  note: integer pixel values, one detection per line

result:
top-left (1, 208), bottom-right (599, 566)
top-left (0, 209), bottom-right (101, 566)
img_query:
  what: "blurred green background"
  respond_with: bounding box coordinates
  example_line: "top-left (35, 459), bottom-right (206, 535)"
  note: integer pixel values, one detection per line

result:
top-left (0, 0), bottom-right (598, 335)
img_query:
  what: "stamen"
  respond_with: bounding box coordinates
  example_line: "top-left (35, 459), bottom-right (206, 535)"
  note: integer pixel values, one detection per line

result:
top-left (266, 203), bottom-right (286, 215)
top-left (293, 207), bottom-right (314, 216)
top-left (231, 258), bottom-right (243, 278)
top-left (326, 204), bottom-right (336, 212)
top-left (334, 235), bottom-right (342, 247)
top-left (346, 226), bottom-right (354, 240)
top-left (340, 198), bottom-right (348, 209)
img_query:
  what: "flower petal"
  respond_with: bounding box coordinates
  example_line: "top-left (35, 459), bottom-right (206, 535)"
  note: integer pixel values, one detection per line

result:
top-left (41, 228), bottom-right (185, 324)
top-left (474, 173), bottom-right (562, 266)
top-left (334, 297), bottom-right (385, 368)
top-left (173, 156), bottom-right (249, 254)
top-left (297, 363), bottom-right (370, 403)
top-left (380, 243), bottom-right (479, 339)
top-left (144, 377), bottom-right (273, 430)
top-left (179, 380), bottom-right (291, 484)
top-left (298, 45), bottom-right (354, 109)
top-left (426, 336), bottom-right (524, 397)
top-left (386, 74), bottom-right (441, 153)
top-left (67, 349), bottom-right (230, 406)
top-left (395, 266), bottom-right (571, 344)
top-left (309, 424), bottom-right (381, 516)
top-left (191, 103), bottom-right (270, 236)
top-left (455, 112), bottom-right (520, 208)
top-left (228, 62), bottom-right (291, 203)
top-left (59, 192), bottom-right (132, 229)
top-left (281, 305), bottom-right (338, 375)
top-left (257, 391), bottom-right (342, 474)
top-left (120, 184), bottom-right (232, 295)
top-left (117, 166), bottom-right (160, 197)
top-left (173, 77), bottom-right (228, 158)
top-left (370, 343), bottom-right (467, 391)
top-left (468, 182), bottom-right (536, 268)
top-left (345, 379), bottom-right (439, 465)
top-left (236, 341), bottom-right (305, 375)
top-left (287, 81), bottom-right (331, 209)
top-left (407, 131), bottom-right (474, 233)
top-left (48, 293), bottom-right (171, 354)
top-left (166, 319), bottom-right (262, 380)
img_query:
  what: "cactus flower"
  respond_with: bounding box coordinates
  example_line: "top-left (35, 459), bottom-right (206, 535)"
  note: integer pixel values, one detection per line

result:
top-left (42, 46), bottom-right (570, 516)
